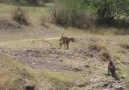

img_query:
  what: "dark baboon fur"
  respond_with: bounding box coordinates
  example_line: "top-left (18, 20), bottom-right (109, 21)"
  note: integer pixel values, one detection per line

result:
top-left (108, 60), bottom-right (116, 76)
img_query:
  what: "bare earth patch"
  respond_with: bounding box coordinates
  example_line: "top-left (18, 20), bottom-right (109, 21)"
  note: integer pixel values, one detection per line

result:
top-left (1, 47), bottom-right (86, 72)
top-left (0, 17), bottom-right (21, 30)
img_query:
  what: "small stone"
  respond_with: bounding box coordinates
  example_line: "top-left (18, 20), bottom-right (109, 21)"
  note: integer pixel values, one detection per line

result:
top-left (103, 89), bottom-right (108, 90)
top-left (59, 60), bottom-right (63, 62)
top-left (115, 86), bottom-right (124, 90)
top-left (25, 85), bottom-right (35, 90)
top-left (121, 76), bottom-right (125, 79)
top-left (102, 83), bottom-right (108, 87)
top-left (85, 65), bottom-right (90, 68)
top-left (26, 50), bottom-right (33, 52)
top-left (73, 68), bottom-right (82, 72)
top-left (76, 84), bottom-right (86, 88)
top-left (32, 63), bottom-right (36, 65)
top-left (108, 84), bottom-right (113, 88)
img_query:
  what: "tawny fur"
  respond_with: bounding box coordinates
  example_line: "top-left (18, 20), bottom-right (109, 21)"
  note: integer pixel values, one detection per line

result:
top-left (108, 60), bottom-right (116, 76)
top-left (59, 34), bottom-right (74, 49)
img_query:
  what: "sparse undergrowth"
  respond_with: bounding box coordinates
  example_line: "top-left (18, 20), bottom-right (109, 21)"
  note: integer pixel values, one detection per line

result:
top-left (12, 6), bottom-right (29, 25)
top-left (120, 43), bottom-right (129, 50)
top-left (0, 56), bottom-right (37, 90)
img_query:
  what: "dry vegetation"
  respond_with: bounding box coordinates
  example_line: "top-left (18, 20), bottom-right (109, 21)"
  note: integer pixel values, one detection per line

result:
top-left (12, 6), bottom-right (29, 25)
top-left (0, 3), bottom-right (129, 90)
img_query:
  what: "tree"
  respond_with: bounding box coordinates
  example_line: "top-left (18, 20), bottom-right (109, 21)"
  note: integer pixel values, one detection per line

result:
top-left (26, 0), bottom-right (39, 5)
top-left (115, 0), bottom-right (129, 19)
top-left (95, 0), bottom-right (116, 25)
top-left (51, 0), bottom-right (93, 29)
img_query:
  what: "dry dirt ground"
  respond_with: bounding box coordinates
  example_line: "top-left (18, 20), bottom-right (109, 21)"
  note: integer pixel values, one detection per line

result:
top-left (0, 18), bottom-right (128, 90)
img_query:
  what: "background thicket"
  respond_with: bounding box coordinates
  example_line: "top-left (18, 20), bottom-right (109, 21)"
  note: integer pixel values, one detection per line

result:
top-left (0, 0), bottom-right (53, 5)
top-left (51, 0), bottom-right (129, 29)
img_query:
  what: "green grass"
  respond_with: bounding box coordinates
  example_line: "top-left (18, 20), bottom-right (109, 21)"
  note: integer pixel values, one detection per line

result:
top-left (0, 3), bottom-right (49, 15)
top-left (0, 39), bottom-right (50, 49)
top-left (0, 55), bottom-right (37, 90)
top-left (36, 69), bottom-right (90, 89)
top-left (0, 4), bottom-right (15, 15)
top-left (0, 3), bottom-right (50, 25)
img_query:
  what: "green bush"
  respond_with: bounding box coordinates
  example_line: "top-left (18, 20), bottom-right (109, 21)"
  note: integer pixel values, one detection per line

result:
top-left (96, 0), bottom-right (115, 25)
top-left (51, 0), bottom-right (95, 29)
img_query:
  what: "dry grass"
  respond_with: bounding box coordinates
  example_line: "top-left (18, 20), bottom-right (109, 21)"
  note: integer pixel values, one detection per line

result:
top-left (0, 56), bottom-right (37, 90)
top-left (88, 41), bottom-right (108, 52)
top-left (0, 39), bottom-right (50, 49)
top-left (0, 3), bottom-right (129, 90)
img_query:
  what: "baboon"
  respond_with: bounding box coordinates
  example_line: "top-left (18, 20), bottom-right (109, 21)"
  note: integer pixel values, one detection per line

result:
top-left (108, 60), bottom-right (116, 76)
top-left (59, 34), bottom-right (75, 49)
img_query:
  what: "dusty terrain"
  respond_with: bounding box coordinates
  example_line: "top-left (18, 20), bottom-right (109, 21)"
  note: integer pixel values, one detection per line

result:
top-left (0, 17), bottom-right (129, 90)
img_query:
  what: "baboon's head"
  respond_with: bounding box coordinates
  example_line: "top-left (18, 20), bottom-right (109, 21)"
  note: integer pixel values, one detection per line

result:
top-left (70, 37), bottom-right (75, 42)
top-left (109, 60), bottom-right (113, 65)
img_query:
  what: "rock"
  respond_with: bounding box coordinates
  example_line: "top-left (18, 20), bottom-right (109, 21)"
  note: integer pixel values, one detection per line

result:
top-left (14, 53), bottom-right (18, 56)
top-left (103, 89), bottom-right (109, 90)
top-left (73, 68), bottom-right (83, 72)
top-left (108, 84), bottom-right (113, 88)
top-left (85, 65), bottom-right (90, 68)
top-left (116, 67), bottom-right (120, 71)
top-left (25, 85), bottom-right (35, 90)
top-left (76, 84), bottom-right (86, 88)
top-left (102, 83), bottom-right (108, 87)
top-left (115, 86), bottom-right (124, 90)
top-left (59, 60), bottom-right (63, 62)
top-left (55, 56), bottom-right (59, 58)
top-left (26, 50), bottom-right (33, 52)
top-left (32, 63), bottom-right (36, 65)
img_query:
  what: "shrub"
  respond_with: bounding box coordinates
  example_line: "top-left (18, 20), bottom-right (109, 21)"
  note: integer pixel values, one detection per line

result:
top-left (99, 51), bottom-right (111, 61)
top-left (95, 0), bottom-right (115, 26)
top-left (88, 42), bottom-right (107, 52)
top-left (120, 43), bottom-right (129, 50)
top-left (40, 15), bottom-right (46, 25)
top-left (25, 0), bottom-right (39, 5)
top-left (50, 0), bottom-right (95, 29)
top-left (12, 6), bottom-right (29, 25)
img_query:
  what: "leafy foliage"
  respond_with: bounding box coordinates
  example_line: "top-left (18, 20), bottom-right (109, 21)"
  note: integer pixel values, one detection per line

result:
top-left (51, 0), bottom-right (95, 29)
top-left (0, 0), bottom-right (50, 5)
top-left (52, 0), bottom-right (129, 28)
top-left (94, 0), bottom-right (129, 26)
top-left (95, 0), bottom-right (115, 25)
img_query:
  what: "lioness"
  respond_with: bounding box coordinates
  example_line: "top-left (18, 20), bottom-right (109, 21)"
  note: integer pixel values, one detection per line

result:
top-left (59, 34), bottom-right (74, 49)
